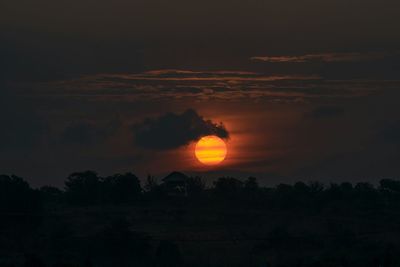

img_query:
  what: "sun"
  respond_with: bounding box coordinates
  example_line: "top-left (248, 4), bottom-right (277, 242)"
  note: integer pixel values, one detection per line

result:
top-left (195, 135), bottom-right (227, 165)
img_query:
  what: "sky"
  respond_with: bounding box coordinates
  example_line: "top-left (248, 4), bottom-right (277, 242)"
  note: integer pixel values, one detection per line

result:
top-left (1, 0), bottom-right (400, 187)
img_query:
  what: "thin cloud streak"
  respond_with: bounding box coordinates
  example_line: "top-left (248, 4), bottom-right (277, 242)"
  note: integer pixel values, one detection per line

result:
top-left (251, 52), bottom-right (389, 63)
top-left (99, 73), bottom-right (319, 82)
top-left (13, 69), bottom-right (399, 103)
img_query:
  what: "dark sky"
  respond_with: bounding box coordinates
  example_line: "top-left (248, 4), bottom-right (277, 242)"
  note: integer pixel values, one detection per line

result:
top-left (1, 0), bottom-right (400, 187)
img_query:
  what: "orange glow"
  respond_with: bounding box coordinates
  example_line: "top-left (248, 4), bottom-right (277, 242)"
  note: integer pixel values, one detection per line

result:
top-left (195, 135), bottom-right (227, 165)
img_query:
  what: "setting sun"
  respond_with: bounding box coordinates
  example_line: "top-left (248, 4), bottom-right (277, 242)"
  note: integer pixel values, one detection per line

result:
top-left (195, 135), bottom-right (227, 165)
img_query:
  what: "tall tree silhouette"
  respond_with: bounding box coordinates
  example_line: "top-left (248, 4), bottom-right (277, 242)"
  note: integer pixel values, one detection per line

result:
top-left (380, 179), bottom-right (400, 193)
top-left (244, 176), bottom-right (259, 192)
top-left (186, 176), bottom-right (206, 196)
top-left (213, 177), bottom-right (243, 196)
top-left (64, 171), bottom-right (101, 205)
top-left (0, 175), bottom-right (41, 213)
top-left (102, 173), bottom-right (142, 204)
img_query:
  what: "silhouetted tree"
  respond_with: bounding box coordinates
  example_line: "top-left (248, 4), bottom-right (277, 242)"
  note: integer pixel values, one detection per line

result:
top-left (64, 171), bottom-right (101, 205)
top-left (144, 175), bottom-right (158, 192)
top-left (276, 183), bottom-right (292, 194)
top-left (354, 182), bottom-right (381, 210)
top-left (274, 183), bottom-right (294, 209)
top-left (308, 181), bottom-right (324, 195)
top-left (293, 181), bottom-right (309, 194)
top-left (326, 183), bottom-right (342, 199)
top-left (186, 176), bottom-right (205, 195)
top-left (0, 175), bottom-right (41, 213)
top-left (244, 176), bottom-right (259, 192)
top-left (144, 175), bottom-right (165, 199)
top-left (354, 182), bottom-right (374, 193)
top-left (380, 179), bottom-right (400, 193)
top-left (292, 182), bottom-right (312, 208)
top-left (213, 177), bottom-right (243, 196)
top-left (102, 173), bottom-right (142, 204)
top-left (339, 182), bottom-right (353, 194)
top-left (39, 186), bottom-right (64, 204)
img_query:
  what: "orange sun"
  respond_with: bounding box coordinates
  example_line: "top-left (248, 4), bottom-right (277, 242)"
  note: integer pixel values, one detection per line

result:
top-left (195, 135), bottom-right (227, 165)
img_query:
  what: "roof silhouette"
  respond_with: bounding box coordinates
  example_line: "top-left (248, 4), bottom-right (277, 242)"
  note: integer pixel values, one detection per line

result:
top-left (162, 172), bottom-right (188, 182)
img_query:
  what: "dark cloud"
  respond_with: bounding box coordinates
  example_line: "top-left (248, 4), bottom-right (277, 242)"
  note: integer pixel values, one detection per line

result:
top-left (132, 109), bottom-right (229, 150)
top-left (61, 120), bottom-right (120, 146)
top-left (306, 106), bottom-right (345, 119)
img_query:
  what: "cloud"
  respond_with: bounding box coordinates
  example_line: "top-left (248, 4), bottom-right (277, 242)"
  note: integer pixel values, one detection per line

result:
top-left (251, 52), bottom-right (388, 63)
top-left (138, 69), bottom-right (259, 77)
top-left (100, 70), bottom-right (312, 82)
top-left (306, 106), bottom-right (345, 119)
top-left (132, 109), bottom-right (229, 150)
top-left (14, 68), bottom-right (397, 103)
top-left (61, 120), bottom-right (120, 146)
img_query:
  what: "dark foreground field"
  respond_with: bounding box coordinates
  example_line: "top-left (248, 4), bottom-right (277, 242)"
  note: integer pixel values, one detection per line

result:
top-left (2, 172), bottom-right (400, 267)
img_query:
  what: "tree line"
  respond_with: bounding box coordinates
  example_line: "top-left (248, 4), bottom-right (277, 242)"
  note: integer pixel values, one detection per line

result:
top-left (2, 171), bottom-right (400, 211)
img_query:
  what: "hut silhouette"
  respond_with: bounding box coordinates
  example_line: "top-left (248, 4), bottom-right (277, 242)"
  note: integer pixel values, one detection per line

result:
top-left (162, 172), bottom-right (188, 197)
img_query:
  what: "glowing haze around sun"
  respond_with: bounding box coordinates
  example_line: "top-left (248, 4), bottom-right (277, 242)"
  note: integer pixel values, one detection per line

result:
top-left (195, 135), bottom-right (227, 165)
